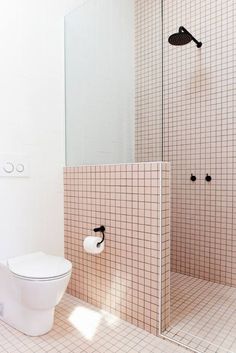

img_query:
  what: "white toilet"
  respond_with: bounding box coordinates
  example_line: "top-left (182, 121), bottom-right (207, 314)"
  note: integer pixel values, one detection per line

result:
top-left (0, 252), bottom-right (72, 336)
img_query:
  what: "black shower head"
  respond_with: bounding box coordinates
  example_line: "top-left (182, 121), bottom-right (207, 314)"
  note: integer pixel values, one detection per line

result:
top-left (168, 26), bottom-right (202, 48)
top-left (168, 32), bottom-right (192, 46)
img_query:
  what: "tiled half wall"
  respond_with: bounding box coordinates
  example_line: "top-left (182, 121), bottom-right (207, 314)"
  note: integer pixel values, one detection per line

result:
top-left (64, 162), bottom-right (170, 335)
top-left (135, 0), bottom-right (236, 287)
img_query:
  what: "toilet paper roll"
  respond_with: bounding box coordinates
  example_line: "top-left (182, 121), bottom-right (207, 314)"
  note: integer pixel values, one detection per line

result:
top-left (83, 236), bottom-right (104, 254)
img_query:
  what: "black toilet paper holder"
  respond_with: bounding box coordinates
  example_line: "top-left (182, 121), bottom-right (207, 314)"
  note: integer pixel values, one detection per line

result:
top-left (93, 225), bottom-right (105, 247)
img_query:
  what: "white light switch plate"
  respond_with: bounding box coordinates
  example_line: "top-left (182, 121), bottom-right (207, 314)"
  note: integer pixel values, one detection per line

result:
top-left (0, 155), bottom-right (30, 177)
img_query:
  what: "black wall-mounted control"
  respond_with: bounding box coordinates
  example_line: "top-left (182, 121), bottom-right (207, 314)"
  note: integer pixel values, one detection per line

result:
top-left (190, 174), bottom-right (196, 182)
top-left (205, 174), bottom-right (212, 182)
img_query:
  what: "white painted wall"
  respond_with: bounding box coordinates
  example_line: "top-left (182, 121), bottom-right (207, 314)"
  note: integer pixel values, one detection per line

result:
top-left (0, 0), bottom-right (82, 260)
top-left (65, 0), bottom-right (135, 165)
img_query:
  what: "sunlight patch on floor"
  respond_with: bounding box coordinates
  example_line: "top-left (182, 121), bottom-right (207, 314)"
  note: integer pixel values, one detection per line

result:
top-left (69, 306), bottom-right (102, 340)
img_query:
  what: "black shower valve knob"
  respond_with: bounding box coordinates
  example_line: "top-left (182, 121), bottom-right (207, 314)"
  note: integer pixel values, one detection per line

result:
top-left (205, 174), bottom-right (212, 182)
top-left (190, 174), bottom-right (196, 182)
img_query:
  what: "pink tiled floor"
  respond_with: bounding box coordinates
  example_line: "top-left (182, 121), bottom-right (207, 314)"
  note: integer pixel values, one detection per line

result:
top-left (163, 273), bottom-right (236, 353)
top-left (0, 293), bottom-right (188, 353)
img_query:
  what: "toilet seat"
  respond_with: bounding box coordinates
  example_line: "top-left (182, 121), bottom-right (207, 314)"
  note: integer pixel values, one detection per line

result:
top-left (7, 252), bottom-right (72, 281)
top-left (12, 271), bottom-right (71, 282)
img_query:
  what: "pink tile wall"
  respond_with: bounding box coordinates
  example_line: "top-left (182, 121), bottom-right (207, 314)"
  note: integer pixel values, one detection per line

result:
top-left (135, 0), bottom-right (236, 286)
top-left (64, 162), bottom-right (170, 335)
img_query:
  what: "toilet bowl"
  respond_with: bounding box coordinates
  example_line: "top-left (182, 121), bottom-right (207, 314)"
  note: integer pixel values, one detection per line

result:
top-left (0, 252), bottom-right (72, 336)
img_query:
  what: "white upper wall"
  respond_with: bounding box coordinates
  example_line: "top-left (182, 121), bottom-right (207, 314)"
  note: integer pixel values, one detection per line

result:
top-left (65, 0), bottom-right (135, 165)
top-left (0, 0), bottom-right (82, 260)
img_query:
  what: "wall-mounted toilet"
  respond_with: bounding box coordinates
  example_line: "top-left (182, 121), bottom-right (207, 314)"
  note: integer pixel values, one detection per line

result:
top-left (0, 252), bottom-right (72, 336)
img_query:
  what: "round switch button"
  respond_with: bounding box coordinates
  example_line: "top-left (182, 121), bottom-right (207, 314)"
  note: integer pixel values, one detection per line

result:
top-left (16, 164), bottom-right (24, 173)
top-left (3, 162), bottom-right (14, 173)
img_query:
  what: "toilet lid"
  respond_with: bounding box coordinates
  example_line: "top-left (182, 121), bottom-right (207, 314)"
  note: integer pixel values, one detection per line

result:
top-left (7, 252), bottom-right (72, 280)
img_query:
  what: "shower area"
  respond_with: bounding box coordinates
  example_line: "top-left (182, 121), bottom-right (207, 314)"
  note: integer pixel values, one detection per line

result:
top-left (135, 0), bottom-right (236, 351)
top-left (64, 0), bottom-right (236, 352)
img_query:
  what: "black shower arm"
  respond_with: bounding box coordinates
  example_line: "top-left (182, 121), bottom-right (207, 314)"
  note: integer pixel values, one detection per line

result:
top-left (179, 26), bottom-right (202, 48)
